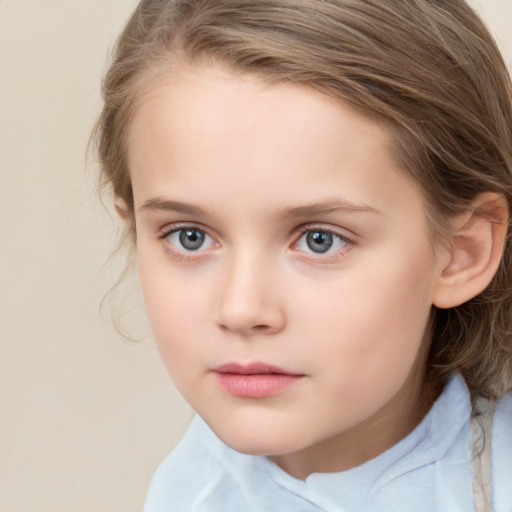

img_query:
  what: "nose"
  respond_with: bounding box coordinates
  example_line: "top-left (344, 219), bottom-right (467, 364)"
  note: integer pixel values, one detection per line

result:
top-left (216, 252), bottom-right (286, 336)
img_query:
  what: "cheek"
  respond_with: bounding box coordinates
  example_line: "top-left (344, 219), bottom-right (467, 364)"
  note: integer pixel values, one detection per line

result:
top-left (137, 255), bottom-right (209, 374)
top-left (296, 250), bottom-right (435, 384)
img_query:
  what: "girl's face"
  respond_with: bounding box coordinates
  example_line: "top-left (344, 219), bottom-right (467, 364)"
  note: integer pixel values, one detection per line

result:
top-left (127, 64), bottom-right (447, 478)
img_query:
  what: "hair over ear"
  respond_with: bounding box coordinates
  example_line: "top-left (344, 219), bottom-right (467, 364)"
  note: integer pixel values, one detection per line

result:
top-left (432, 193), bottom-right (509, 309)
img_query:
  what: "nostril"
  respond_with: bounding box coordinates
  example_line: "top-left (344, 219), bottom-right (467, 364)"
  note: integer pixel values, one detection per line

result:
top-left (253, 324), bottom-right (271, 331)
top-left (219, 323), bottom-right (271, 333)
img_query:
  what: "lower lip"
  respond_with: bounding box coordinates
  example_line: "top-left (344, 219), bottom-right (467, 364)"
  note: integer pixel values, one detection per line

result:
top-left (215, 372), bottom-right (303, 398)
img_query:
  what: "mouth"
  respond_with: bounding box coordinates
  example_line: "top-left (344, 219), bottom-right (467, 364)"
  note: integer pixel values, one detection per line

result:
top-left (212, 362), bottom-right (305, 398)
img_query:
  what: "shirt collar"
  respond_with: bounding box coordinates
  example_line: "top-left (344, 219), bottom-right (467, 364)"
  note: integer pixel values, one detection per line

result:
top-left (262, 373), bottom-right (471, 509)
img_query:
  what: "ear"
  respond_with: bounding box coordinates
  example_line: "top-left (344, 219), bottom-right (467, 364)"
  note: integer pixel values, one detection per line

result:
top-left (114, 198), bottom-right (131, 223)
top-left (432, 192), bottom-right (508, 309)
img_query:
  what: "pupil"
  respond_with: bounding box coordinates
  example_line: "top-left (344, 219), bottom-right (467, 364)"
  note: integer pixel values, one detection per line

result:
top-left (306, 231), bottom-right (333, 253)
top-left (179, 229), bottom-right (205, 250)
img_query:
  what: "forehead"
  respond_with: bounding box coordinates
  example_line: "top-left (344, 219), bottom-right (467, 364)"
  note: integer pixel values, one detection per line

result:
top-left (128, 63), bottom-right (390, 160)
top-left (127, 64), bottom-right (428, 225)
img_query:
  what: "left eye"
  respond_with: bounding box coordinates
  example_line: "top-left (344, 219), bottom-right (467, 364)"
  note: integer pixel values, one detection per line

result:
top-left (295, 230), bottom-right (348, 254)
top-left (166, 228), bottom-right (215, 252)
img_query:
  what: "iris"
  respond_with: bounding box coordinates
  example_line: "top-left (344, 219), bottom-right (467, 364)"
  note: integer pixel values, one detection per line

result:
top-left (306, 231), bottom-right (333, 253)
top-left (179, 229), bottom-right (205, 250)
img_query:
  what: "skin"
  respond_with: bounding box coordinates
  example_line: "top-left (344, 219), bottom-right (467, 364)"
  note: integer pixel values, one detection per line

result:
top-left (126, 64), bottom-right (450, 480)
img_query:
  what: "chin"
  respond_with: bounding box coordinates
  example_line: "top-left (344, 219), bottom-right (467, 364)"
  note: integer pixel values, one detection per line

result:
top-left (220, 433), bottom-right (298, 457)
top-left (205, 416), bottom-right (306, 457)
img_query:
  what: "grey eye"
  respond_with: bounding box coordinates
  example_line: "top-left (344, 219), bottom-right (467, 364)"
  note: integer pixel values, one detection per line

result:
top-left (166, 227), bottom-right (214, 252)
top-left (179, 228), bottom-right (206, 250)
top-left (306, 231), bottom-right (334, 253)
top-left (295, 229), bottom-right (348, 255)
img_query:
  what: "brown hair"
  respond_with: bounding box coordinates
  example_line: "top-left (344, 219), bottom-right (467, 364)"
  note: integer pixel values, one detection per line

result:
top-left (93, 0), bottom-right (512, 398)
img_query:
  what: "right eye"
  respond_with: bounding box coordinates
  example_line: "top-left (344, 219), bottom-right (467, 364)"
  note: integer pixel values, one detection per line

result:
top-left (165, 227), bottom-right (216, 252)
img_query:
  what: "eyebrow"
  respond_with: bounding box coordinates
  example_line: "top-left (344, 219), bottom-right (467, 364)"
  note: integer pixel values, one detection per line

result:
top-left (139, 197), bottom-right (381, 218)
top-left (140, 198), bottom-right (208, 216)
top-left (275, 200), bottom-right (381, 220)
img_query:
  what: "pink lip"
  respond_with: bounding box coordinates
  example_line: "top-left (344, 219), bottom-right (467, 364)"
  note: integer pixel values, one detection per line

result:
top-left (212, 362), bottom-right (304, 398)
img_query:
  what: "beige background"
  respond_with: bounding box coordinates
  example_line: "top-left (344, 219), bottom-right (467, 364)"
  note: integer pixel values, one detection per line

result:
top-left (0, 1), bottom-right (511, 511)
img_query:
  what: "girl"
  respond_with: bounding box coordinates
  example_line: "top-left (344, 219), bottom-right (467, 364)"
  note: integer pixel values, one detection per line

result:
top-left (94, 1), bottom-right (512, 510)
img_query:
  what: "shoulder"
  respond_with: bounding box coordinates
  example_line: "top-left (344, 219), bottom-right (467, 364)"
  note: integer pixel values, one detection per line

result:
top-left (143, 416), bottom-right (253, 512)
top-left (492, 389), bottom-right (512, 511)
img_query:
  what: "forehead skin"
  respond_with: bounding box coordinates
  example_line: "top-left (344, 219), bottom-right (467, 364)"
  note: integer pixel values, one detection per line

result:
top-left (126, 64), bottom-right (426, 228)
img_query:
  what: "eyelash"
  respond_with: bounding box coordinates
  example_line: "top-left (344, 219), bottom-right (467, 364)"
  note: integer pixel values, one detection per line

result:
top-left (157, 223), bottom-right (355, 263)
top-left (158, 223), bottom-right (218, 262)
top-left (293, 225), bottom-right (355, 262)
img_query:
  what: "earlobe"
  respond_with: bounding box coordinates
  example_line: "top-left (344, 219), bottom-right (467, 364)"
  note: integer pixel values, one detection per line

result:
top-left (432, 192), bottom-right (508, 309)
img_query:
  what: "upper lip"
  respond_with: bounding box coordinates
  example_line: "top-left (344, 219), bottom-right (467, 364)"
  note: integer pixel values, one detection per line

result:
top-left (213, 362), bottom-right (303, 376)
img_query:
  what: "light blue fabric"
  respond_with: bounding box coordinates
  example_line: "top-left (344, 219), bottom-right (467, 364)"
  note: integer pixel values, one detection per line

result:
top-left (144, 374), bottom-right (512, 512)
